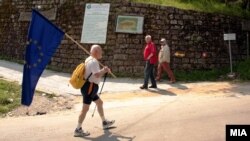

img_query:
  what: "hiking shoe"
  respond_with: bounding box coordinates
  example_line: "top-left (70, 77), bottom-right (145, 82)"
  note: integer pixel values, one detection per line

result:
top-left (149, 85), bottom-right (157, 88)
top-left (74, 127), bottom-right (90, 137)
top-left (140, 85), bottom-right (148, 89)
top-left (103, 120), bottom-right (115, 129)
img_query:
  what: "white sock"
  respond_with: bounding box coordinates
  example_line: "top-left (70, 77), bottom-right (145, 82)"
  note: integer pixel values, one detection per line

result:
top-left (77, 123), bottom-right (82, 129)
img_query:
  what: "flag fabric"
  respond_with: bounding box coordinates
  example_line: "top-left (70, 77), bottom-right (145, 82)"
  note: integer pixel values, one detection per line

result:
top-left (21, 9), bottom-right (64, 106)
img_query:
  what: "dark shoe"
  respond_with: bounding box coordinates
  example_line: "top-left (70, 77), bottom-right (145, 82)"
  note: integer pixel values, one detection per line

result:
top-left (155, 78), bottom-right (162, 82)
top-left (149, 85), bottom-right (157, 88)
top-left (140, 85), bottom-right (148, 89)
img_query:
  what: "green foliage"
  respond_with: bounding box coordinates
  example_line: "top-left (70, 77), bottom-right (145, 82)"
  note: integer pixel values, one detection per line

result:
top-left (236, 59), bottom-right (250, 80)
top-left (0, 79), bottom-right (21, 115)
top-left (173, 67), bottom-right (229, 82)
top-left (171, 59), bottom-right (250, 82)
top-left (132, 0), bottom-right (250, 18)
top-left (0, 55), bottom-right (24, 65)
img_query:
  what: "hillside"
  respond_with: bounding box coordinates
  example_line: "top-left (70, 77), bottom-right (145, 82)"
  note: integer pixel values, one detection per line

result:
top-left (132, 0), bottom-right (250, 18)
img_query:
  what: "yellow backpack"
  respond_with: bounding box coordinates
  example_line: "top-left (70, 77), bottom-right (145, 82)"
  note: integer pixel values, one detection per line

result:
top-left (69, 61), bottom-right (92, 89)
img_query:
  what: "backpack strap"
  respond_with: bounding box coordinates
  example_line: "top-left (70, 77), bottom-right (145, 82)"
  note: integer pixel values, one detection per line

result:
top-left (84, 57), bottom-right (94, 81)
top-left (86, 73), bottom-right (92, 80)
top-left (86, 72), bottom-right (93, 95)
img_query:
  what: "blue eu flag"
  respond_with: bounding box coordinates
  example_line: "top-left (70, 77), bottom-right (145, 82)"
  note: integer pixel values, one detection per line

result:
top-left (22, 10), bottom-right (64, 106)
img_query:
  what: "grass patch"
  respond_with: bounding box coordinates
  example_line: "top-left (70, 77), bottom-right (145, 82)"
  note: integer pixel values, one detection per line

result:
top-left (0, 55), bottom-right (24, 65)
top-left (0, 78), bottom-right (58, 116)
top-left (132, 0), bottom-right (250, 18)
top-left (173, 68), bottom-right (229, 82)
top-left (236, 59), bottom-right (250, 80)
top-left (171, 59), bottom-right (250, 82)
top-left (0, 79), bottom-right (21, 115)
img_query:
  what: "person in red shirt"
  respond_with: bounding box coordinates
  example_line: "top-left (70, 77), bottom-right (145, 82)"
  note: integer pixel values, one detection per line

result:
top-left (140, 35), bottom-right (157, 89)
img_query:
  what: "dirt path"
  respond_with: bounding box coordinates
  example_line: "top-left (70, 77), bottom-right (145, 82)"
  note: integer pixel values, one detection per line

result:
top-left (6, 81), bottom-right (248, 117)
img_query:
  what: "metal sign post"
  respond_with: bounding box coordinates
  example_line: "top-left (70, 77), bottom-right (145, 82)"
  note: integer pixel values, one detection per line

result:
top-left (242, 21), bottom-right (250, 59)
top-left (224, 33), bottom-right (236, 75)
top-left (228, 40), bottom-right (233, 73)
top-left (247, 32), bottom-right (249, 59)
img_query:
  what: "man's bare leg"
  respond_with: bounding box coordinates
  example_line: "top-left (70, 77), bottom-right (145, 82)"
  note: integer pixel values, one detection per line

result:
top-left (74, 104), bottom-right (90, 137)
top-left (94, 99), bottom-right (105, 121)
top-left (77, 104), bottom-right (90, 129)
top-left (94, 98), bottom-right (115, 129)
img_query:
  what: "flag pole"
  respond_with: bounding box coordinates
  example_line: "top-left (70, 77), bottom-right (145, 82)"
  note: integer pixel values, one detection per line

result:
top-left (65, 33), bottom-right (117, 78)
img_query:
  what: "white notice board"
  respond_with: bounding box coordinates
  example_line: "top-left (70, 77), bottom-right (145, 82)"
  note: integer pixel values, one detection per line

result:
top-left (224, 33), bottom-right (236, 41)
top-left (81, 3), bottom-right (110, 44)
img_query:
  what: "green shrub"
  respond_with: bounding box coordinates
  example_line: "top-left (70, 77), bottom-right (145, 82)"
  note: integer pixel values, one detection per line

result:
top-left (236, 59), bottom-right (250, 80)
top-left (173, 67), bottom-right (229, 82)
top-left (132, 0), bottom-right (250, 18)
top-left (169, 59), bottom-right (250, 82)
top-left (0, 79), bottom-right (21, 115)
top-left (0, 106), bottom-right (9, 114)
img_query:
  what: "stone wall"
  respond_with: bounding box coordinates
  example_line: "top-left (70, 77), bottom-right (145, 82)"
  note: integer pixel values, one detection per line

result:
top-left (0, 0), bottom-right (248, 76)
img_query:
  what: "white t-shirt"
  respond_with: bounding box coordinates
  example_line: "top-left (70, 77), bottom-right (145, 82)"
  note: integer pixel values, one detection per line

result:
top-left (84, 56), bottom-right (101, 84)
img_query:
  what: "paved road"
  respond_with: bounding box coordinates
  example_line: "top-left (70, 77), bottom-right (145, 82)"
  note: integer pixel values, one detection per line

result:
top-left (1, 94), bottom-right (250, 141)
top-left (1, 60), bottom-right (250, 141)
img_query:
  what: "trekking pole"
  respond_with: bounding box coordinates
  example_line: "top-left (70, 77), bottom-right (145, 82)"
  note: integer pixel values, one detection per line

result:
top-left (92, 73), bottom-right (108, 117)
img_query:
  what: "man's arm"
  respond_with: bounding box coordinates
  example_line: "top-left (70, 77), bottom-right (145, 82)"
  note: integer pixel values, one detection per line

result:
top-left (89, 61), bottom-right (110, 78)
top-left (147, 53), bottom-right (153, 60)
top-left (94, 67), bottom-right (110, 78)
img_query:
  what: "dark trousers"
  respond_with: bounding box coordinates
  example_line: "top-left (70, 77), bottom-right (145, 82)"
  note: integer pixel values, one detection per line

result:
top-left (143, 61), bottom-right (157, 87)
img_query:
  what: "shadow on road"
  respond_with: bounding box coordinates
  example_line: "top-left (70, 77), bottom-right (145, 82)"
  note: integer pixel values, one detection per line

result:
top-left (146, 87), bottom-right (177, 96)
top-left (222, 82), bottom-right (250, 97)
top-left (82, 127), bottom-right (136, 141)
top-left (169, 83), bottom-right (188, 90)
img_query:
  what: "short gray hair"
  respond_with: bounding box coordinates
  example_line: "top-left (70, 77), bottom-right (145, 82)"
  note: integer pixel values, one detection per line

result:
top-left (145, 35), bottom-right (152, 40)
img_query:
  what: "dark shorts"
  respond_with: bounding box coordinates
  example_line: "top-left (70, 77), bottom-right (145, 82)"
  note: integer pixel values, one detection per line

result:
top-left (81, 81), bottom-right (99, 105)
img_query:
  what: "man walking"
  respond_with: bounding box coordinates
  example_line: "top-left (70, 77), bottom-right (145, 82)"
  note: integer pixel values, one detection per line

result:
top-left (74, 45), bottom-right (115, 137)
top-left (140, 35), bottom-right (157, 89)
top-left (156, 38), bottom-right (176, 83)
